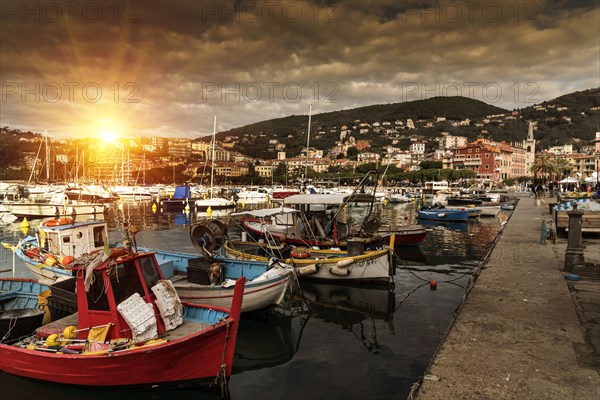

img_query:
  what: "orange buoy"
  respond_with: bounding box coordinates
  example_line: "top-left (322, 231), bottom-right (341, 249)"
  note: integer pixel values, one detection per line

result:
top-left (290, 248), bottom-right (311, 259)
top-left (60, 256), bottom-right (75, 266)
top-left (430, 280), bottom-right (437, 290)
top-left (42, 217), bottom-right (74, 227)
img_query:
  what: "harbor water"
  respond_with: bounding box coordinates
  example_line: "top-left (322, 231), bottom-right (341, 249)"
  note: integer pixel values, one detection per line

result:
top-left (0, 201), bottom-right (507, 399)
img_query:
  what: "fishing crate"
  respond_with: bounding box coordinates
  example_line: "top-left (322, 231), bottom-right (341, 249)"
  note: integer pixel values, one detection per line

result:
top-left (50, 278), bottom-right (76, 304)
top-left (187, 258), bottom-right (213, 285)
top-left (47, 296), bottom-right (77, 321)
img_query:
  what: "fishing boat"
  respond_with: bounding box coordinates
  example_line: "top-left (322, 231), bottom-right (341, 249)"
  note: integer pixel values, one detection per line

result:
top-left (1, 278), bottom-right (49, 343)
top-left (376, 225), bottom-right (427, 245)
top-left (386, 193), bottom-right (412, 203)
top-left (417, 207), bottom-right (469, 222)
top-left (225, 234), bottom-right (396, 285)
top-left (446, 196), bottom-right (483, 206)
top-left (159, 184), bottom-right (197, 212)
top-left (0, 249), bottom-right (245, 389)
top-left (445, 206), bottom-right (482, 218)
top-left (12, 219), bottom-right (110, 283)
top-left (147, 220), bottom-right (293, 313)
top-left (0, 192), bottom-right (106, 219)
top-left (478, 204), bottom-right (502, 217)
top-left (237, 195), bottom-right (390, 249)
top-left (10, 218), bottom-right (292, 312)
top-left (234, 187), bottom-right (270, 205)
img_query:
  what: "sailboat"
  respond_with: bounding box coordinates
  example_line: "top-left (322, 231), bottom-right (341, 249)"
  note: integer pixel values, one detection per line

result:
top-left (194, 116), bottom-right (235, 212)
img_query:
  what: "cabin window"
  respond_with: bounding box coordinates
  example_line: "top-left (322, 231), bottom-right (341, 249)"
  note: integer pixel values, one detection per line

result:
top-left (476, 148), bottom-right (479, 152)
top-left (111, 260), bottom-right (145, 305)
top-left (76, 232), bottom-right (83, 239)
top-left (468, 149), bottom-right (472, 153)
top-left (62, 236), bottom-right (71, 243)
top-left (93, 226), bottom-right (106, 248)
top-left (139, 256), bottom-right (161, 290)
top-left (87, 271), bottom-right (110, 311)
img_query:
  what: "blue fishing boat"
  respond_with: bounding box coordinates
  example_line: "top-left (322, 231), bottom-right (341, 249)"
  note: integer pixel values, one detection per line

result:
top-left (0, 278), bottom-right (49, 343)
top-left (417, 208), bottom-right (469, 221)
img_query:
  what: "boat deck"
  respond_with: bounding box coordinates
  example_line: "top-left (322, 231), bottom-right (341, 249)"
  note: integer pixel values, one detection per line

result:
top-left (161, 319), bottom-right (213, 340)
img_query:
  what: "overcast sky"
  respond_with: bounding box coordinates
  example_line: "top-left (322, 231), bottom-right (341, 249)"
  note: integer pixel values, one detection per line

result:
top-left (1, 0), bottom-right (598, 139)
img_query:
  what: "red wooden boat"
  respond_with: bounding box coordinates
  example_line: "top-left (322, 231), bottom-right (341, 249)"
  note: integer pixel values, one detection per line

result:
top-left (378, 225), bottom-right (427, 246)
top-left (0, 250), bottom-right (244, 389)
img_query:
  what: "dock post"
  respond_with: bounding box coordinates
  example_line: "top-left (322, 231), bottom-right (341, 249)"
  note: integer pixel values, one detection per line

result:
top-left (564, 202), bottom-right (585, 272)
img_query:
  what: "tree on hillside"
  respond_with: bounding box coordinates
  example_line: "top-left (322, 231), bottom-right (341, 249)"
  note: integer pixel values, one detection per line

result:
top-left (346, 146), bottom-right (358, 160)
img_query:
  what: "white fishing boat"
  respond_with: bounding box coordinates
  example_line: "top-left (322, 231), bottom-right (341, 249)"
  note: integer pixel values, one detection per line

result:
top-left (478, 204), bottom-right (502, 217)
top-left (226, 233), bottom-right (396, 285)
top-left (0, 193), bottom-right (106, 219)
top-left (235, 187), bottom-right (270, 205)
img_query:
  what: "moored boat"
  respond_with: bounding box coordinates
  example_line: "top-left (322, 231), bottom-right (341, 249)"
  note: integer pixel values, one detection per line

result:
top-left (0, 250), bottom-right (245, 389)
top-left (0, 278), bottom-right (49, 343)
top-left (225, 235), bottom-right (396, 285)
top-left (417, 208), bottom-right (469, 222)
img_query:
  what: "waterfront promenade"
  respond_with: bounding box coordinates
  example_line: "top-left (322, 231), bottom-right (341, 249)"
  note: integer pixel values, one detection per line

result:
top-left (416, 193), bottom-right (600, 399)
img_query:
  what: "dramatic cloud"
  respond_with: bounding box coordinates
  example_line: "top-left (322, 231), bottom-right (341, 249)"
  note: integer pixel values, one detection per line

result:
top-left (1, 0), bottom-right (598, 138)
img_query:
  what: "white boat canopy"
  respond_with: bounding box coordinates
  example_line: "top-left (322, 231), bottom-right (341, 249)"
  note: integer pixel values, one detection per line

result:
top-left (283, 194), bottom-right (347, 205)
top-left (231, 207), bottom-right (299, 218)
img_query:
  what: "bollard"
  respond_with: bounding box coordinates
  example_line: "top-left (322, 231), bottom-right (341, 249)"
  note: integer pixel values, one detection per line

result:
top-left (564, 202), bottom-right (585, 272)
top-left (540, 219), bottom-right (547, 245)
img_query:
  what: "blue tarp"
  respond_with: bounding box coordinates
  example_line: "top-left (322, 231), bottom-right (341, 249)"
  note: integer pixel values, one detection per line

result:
top-left (173, 185), bottom-right (191, 199)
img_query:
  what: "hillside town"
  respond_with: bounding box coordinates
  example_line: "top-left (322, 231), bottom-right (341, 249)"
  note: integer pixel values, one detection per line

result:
top-left (2, 102), bottom-right (599, 188)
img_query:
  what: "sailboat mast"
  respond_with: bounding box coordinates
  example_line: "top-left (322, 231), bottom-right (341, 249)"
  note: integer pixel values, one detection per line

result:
top-left (304, 103), bottom-right (312, 180)
top-left (210, 116), bottom-right (217, 199)
top-left (45, 130), bottom-right (50, 181)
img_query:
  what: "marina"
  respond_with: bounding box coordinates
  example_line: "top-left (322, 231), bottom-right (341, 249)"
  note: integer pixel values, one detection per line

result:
top-left (1, 193), bottom-right (509, 398)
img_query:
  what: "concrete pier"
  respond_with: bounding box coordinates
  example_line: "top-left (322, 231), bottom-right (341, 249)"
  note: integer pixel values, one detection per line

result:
top-left (416, 194), bottom-right (599, 399)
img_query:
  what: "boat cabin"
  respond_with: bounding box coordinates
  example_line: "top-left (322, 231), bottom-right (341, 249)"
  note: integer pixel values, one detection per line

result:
top-left (37, 221), bottom-right (109, 259)
top-left (73, 252), bottom-right (174, 341)
top-left (424, 181), bottom-right (449, 194)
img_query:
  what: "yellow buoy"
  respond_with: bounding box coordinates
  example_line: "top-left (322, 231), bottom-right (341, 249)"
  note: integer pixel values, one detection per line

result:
top-left (184, 203), bottom-right (190, 213)
top-left (44, 257), bottom-right (57, 266)
top-left (206, 206), bottom-right (212, 217)
top-left (63, 325), bottom-right (77, 339)
top-left (46, 334), bottom-right (60, 347)
top-left (20, 217), bottom-right (30, 230)
top-left (241, 199), bottom-right (246, 208)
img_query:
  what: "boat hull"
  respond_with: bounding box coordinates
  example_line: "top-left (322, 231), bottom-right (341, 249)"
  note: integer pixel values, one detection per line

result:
top-left (0, 316), bottom-right (236, 388)
top-left (298, 250), bottom-right (393, 284)
top-left (0, 202), bottom-right (105, 218)
top-left (173, 272), bottom-right (291, 312)
top-left (417, 209), bottom-right (469, 221)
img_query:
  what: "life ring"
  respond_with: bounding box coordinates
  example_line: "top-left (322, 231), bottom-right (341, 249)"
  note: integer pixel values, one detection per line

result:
top-left (42, 217), bottom-right (74, 227)
top-left (290, 248), bottom-right (311, 259)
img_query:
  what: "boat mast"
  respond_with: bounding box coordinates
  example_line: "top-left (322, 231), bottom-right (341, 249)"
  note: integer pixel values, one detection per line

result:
top-left (304, 104), bottom-right (312, 181)
top-left (27, 137), bottom-right (43, 186)
top-left (45, 130), bottom-right (50, 182)
top-left (211, 115), bottom-right (216, 199)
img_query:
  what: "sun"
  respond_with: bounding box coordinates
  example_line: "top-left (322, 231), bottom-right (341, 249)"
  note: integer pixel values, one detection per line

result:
top-left (100, 128), bottom-right (119, 143)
